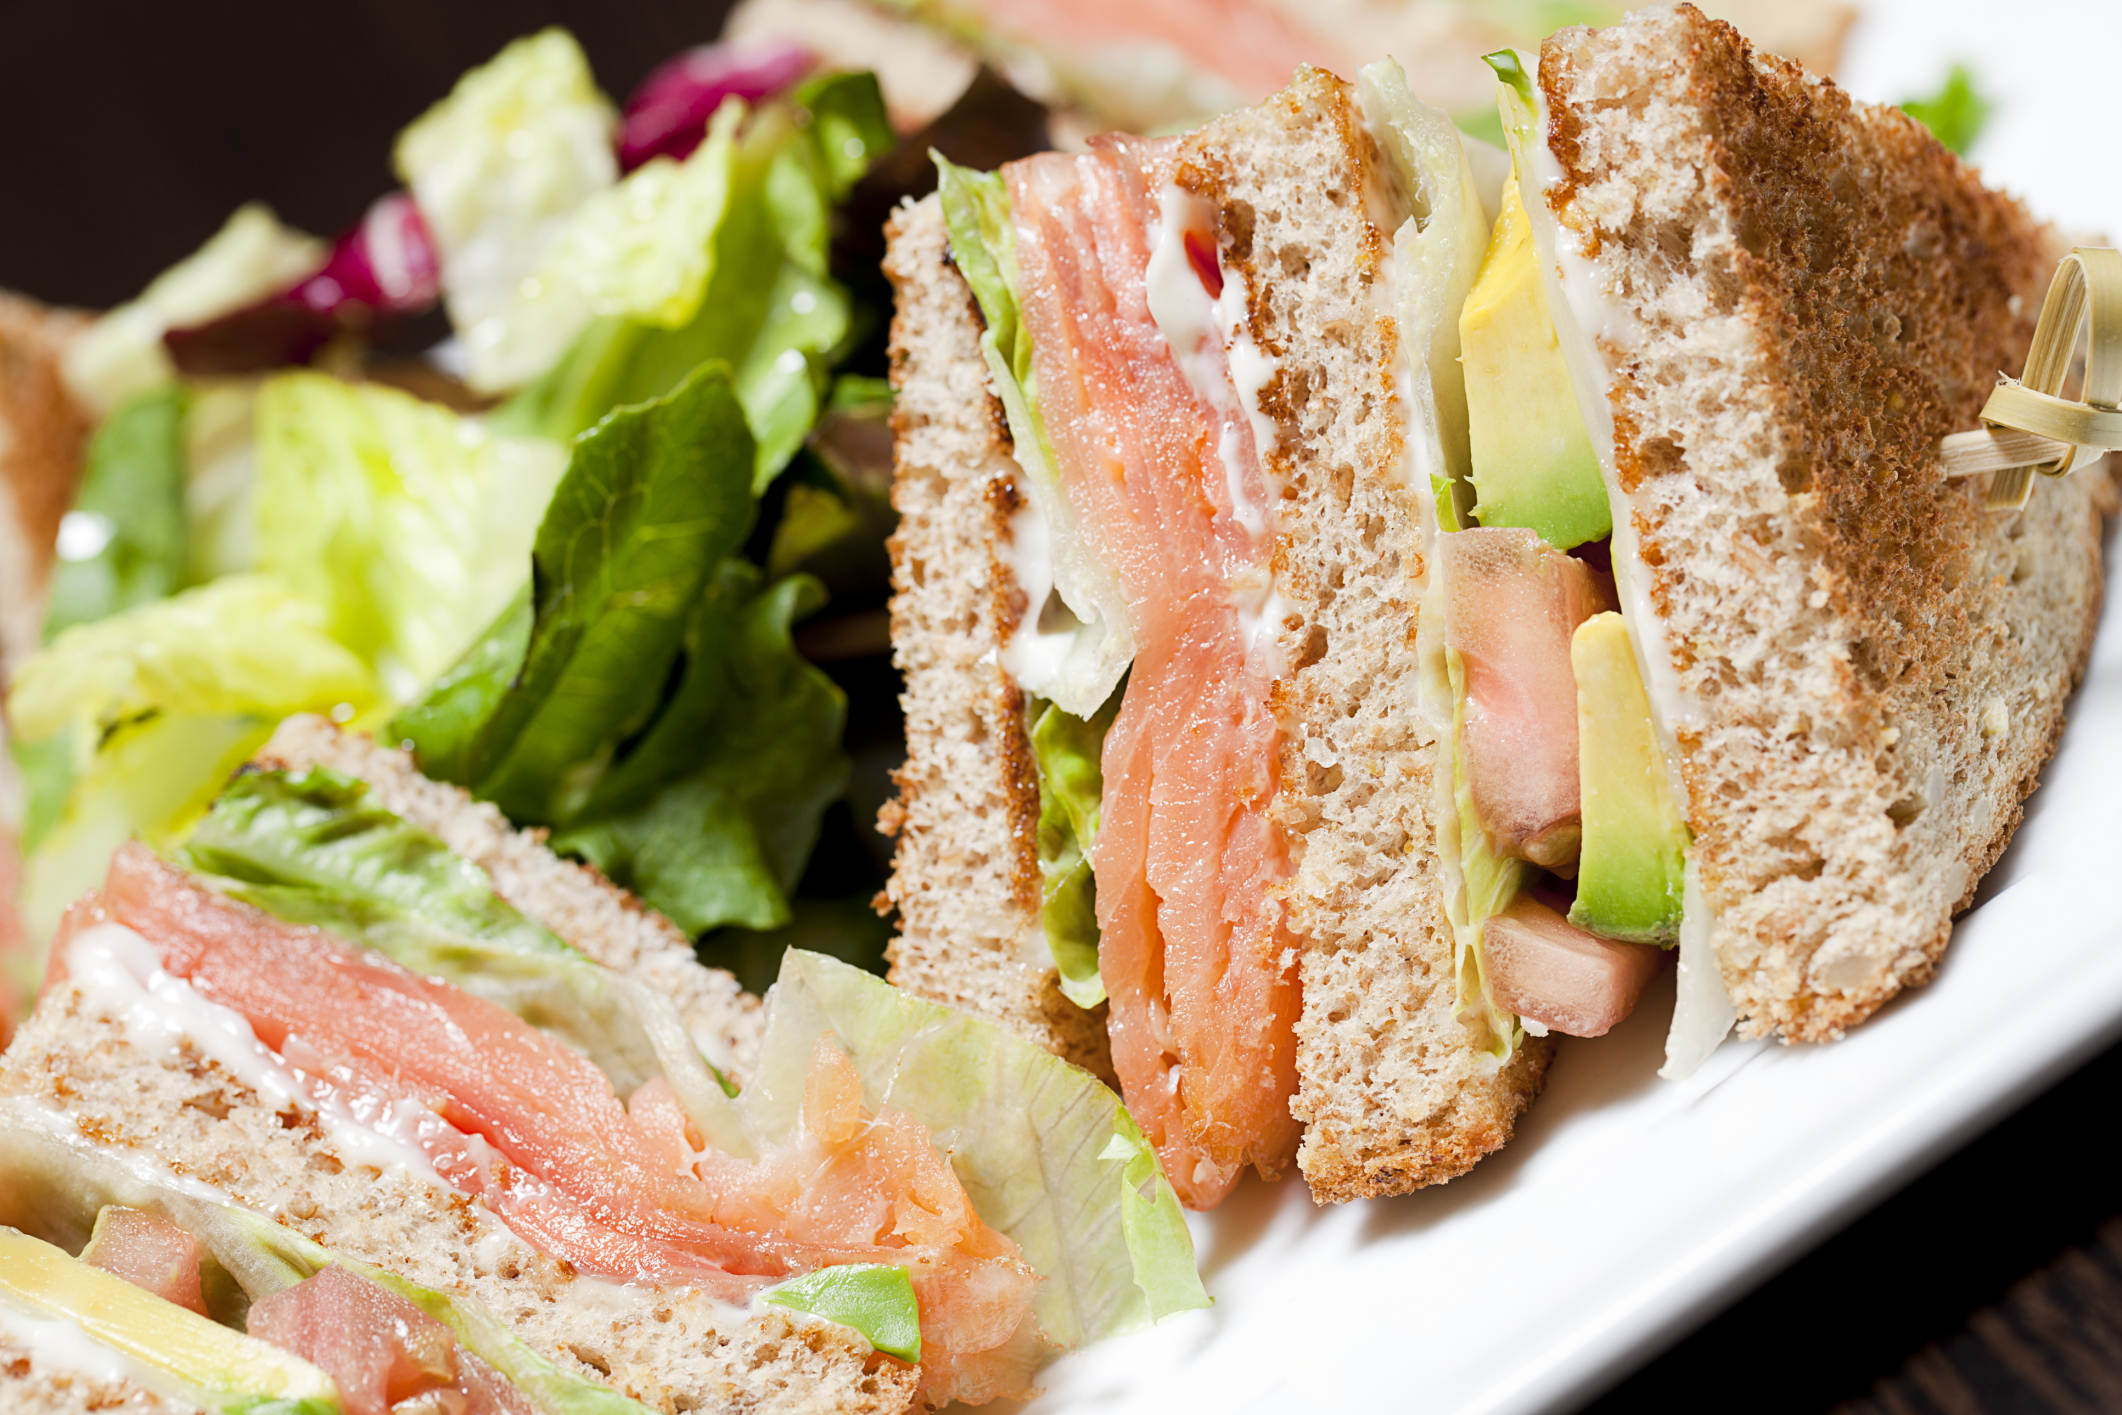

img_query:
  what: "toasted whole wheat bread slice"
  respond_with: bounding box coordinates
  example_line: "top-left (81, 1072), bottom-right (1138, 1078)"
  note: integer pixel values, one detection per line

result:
top-left (1541, 4), bottom-right (2114, 1042)
top-left (880, 73), bottom-right (1551, 1204)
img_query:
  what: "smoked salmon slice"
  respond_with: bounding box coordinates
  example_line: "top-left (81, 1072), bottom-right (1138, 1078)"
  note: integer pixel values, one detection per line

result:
top-left (1005, 139), bottom-right (1299, 1208)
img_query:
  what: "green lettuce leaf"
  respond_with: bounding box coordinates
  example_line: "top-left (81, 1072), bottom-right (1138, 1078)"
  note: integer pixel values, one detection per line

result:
top-left (8, 576), bottom-right (377, 748)
top-left (932, 155), bottom-right (1132, 718)
top-left (551, 565), bottom-right (847, 934)
top-left (42, 385), bottom-right (191, 642)
top-left (1902, 63), bottom-right (1991, 156)
top-left (1447, 647), bottom-right (1526, 1060)
top-left (1028, 683), bottom-right (1122, 1008)
top-left (759, 1264), bottom-right (921, 1362)
top-left (393, 28), bottom-right (620, 395)
top-left (174, 765), bottom-right (749, 1151)
top-left (493, 72), bottom-right (892, 490)
top-left (4, 576), bottom-right (381, 964)
top-left (403, 361), bottom-right (757, 823)
top-left (744, 950), bottom-right (1210, 1351)
top-left (60, 204), bottom-right (324, 417)
top-left (253, 372), bottom-right (567, 704)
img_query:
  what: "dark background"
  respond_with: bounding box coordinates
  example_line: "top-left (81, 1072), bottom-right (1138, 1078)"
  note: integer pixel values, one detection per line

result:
top-left (6, 4), bottom-right (2116, 1409)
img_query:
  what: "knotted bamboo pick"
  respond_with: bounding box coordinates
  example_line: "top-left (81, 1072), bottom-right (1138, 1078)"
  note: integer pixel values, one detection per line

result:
top-left (1938, 245), bottom-right (2122, 510)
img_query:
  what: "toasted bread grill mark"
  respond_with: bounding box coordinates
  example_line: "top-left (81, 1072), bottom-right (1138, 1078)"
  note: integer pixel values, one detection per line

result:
top-left (1184, 67), bottom-right (1549, 1203)
top-left (0, 291), bottom-right (91, 686)
top-left (0, 994), bottom-right (919, 1415)
top-left (253, 716), bottom-right (764, 1080)
top-left (1543, 5), bottom-right (2112, 1041)
top-left (878, 196), bottom-right (1115, 1083)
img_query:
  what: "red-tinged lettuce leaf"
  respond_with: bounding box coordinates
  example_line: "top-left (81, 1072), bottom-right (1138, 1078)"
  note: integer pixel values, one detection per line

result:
top-left (166, 194), bottom-right (441, 377)
top-left (620, 40), bottom-right (816, 171)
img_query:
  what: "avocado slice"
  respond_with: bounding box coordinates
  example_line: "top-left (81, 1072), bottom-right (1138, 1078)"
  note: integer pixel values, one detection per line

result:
top-left (0, 1224), bottom-right (341, 1414)
top-left (1457, 169), bottom-right (1611, 550)
top-left (1567, 613), bottom-right (1686, 943)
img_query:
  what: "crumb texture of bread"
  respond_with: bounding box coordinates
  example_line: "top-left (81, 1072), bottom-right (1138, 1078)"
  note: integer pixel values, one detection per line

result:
top-left (254, 715), bottom-right (764, 1080)
top-left (1543, 5), bottom-right (2112, 1041)
top-left (878, 195), bottom-right (1115, 1082)
top-left (0, 993), bottom-right (919, 1415)
top-left (0, 291), bottom-right (91, 687)
top-left (1, 1333), bottom-right (194, 1414)
top-left (1182, 69), bottom-right (1549, 1202)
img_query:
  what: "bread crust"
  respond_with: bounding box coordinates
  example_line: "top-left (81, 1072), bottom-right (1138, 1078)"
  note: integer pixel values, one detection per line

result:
top-left (254, 715), bottom-right (764, 1080)
top-left (1542, 5), bottom-right (2112, 1041)
top-left (0, 290), bottom-right (90, 688)
top-left (878, 196), bottom-right (1115, 1082)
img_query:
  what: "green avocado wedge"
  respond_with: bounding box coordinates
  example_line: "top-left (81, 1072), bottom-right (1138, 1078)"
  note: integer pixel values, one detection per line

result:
top-left (1568, 613), bottom-right (1687, 943)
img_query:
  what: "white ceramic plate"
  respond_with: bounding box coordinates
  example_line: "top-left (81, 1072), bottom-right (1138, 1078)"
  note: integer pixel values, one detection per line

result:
top-left (1021, 4), bottom-right (2122, 1410)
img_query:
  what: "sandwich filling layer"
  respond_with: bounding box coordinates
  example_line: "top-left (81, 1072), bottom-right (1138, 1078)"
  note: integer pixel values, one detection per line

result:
top-left (42, 841), bottom-right (1041, 1405)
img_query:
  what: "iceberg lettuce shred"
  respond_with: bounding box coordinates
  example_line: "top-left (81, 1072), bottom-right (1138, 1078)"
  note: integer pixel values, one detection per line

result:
top-left (932, 155), bottom-right (1134, 720)
top-left (744, 950), bottom-right (1211, 1350)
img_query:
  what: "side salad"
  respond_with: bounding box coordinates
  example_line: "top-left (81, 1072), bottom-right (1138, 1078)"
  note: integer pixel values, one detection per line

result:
top-left (3, 28), bottom-right (894, 1004)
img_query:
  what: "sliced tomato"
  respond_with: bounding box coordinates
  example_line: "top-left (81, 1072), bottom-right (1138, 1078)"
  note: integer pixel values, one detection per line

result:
top-left (246, 1265), bottom-right (533, 1415)
top-left (79, 1206), bottom-right (207, 1316)
top-left (1005, 142), bottom-right (1299, 1208)
top-left (1439, 528), bottom-right (1613, 872)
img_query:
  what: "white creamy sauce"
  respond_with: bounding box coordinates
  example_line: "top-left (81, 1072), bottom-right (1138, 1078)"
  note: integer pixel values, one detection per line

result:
top-left (0, 1302), bottom-right (166, 1395)
top-left (995, 492), bottom-right (1081, 692)
top-left (1144, 183), bottom-right (1274, 538)
top-left (1518, 88), bottom-right (1735, 1074)
top-left (62, 922), bottom-right (450, 1184)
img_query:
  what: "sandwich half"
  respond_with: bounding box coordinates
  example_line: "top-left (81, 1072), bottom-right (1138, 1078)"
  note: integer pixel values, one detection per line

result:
top-left (1507, 4), bottom-right (2111, 1050)
top-left (880, 1), bottom-right (2112, 1208)
top-left (3, 717), bottom-right (1205, 1412)
top-left (883, 62), bottom-right (1551, 1207)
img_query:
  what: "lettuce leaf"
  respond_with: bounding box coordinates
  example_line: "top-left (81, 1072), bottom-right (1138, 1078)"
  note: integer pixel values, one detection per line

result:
top-left (4, 576), bottom-right (382, 959)
top-left (1358, 59), bottom-right (1491, 534)
top-left (402, 360), bottom-right (756, 824)
top-left (744, 950), bottom-right (1210, 1351)
top-left (1447, 647), bottom-right (1526, 1059)
top-left (759, 1264), bottom-right (921, 1362)
top-left (393, 28), bottom-right (620, 395)
top-left (175, 765), bottom-right (750, 1151)
top-left (551, 564), bottom-right (846, 934)
top-left (493, 72), bottom-right (892, 490)
top-left (396, 363), bottom-right (843, 939)
top-left (254, 372), bottom-right (567, 703)
top-left (60, 204), bottom-right (325, 417)
top-left (932, 155), bottom-right (1132, 718)
top-left (1901, 63), bottom-right (1991, 157)
top-left (1028, 684), bottom-right (1121, 1008)
top-left (42, 386), bottom-right (191, 642)
top-left (8, 576), bottom-right (377, 749)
